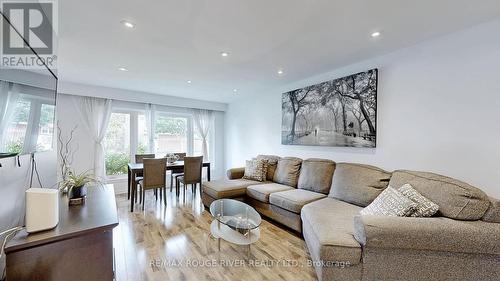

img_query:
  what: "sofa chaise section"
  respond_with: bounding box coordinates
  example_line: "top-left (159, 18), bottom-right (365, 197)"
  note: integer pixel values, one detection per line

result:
top-left (202, 178), bottom-right (262, 206)
top-left (301, 198), bottom-right (364, 281)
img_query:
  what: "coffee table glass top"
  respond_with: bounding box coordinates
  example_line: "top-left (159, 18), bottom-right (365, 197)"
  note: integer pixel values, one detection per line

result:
top-left (209, 199), bottom-right (262, 231)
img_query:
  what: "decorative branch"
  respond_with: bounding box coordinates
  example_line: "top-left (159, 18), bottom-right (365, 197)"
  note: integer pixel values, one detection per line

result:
top-left (57, 121), bottom-right (78, 183)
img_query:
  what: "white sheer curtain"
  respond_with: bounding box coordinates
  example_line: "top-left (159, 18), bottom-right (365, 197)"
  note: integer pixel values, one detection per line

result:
top-left (0, 81), bottom-right (19, 149)
top-left (193, 109), bottom-right (213, 161)
top-left (74, 96), bottom-right (113, 179)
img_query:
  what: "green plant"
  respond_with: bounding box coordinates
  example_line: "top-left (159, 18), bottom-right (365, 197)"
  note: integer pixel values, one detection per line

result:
top-left (5, 140), bottom-right (24, 154)
top-left (105, 152), bottom-right (129, 175)
top-left (59, 170), bottom-right (100, 193)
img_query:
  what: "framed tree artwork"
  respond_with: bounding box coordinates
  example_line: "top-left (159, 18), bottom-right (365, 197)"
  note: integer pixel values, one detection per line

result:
top-left (282, 69), bottom-right (377, 147)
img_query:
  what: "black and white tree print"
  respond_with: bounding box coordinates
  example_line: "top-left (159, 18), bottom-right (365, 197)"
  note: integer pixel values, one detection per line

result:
top-left (282, 69), bottom-right (377, 147)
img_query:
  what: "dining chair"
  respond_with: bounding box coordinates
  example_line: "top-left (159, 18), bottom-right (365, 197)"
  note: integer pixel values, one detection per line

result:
top-left (138, 158), bottom-right (167, 210)
top-left (135, 154), bottom-right (156, 163)
top-left (170, 152), bottom-right (187, 192)
top-left (132, 154), bottom-right (155, 202)
top-left (175, 156), bottom-right (203, 199)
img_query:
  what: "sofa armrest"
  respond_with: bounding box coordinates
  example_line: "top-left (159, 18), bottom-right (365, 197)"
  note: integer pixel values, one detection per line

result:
top-left (226, 167), bottom-right (245, 180)
top-left (353, 215), bottom-right (500, 255)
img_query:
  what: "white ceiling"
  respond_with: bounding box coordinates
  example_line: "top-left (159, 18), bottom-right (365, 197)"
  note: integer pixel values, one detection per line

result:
top-left (58, 0), bottom-right (500, 103)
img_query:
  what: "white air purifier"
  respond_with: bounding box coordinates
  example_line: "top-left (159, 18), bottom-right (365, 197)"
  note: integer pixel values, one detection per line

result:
top-left (25, 188), bottom-right (59, 233)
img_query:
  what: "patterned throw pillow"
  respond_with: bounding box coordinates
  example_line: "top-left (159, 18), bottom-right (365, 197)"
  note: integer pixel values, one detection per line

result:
top-left (256, 155), bottom-right (280, 180)
top-left (260, 159), bottom-right (270, 181)
top-left (252, 157), bottom-right (269, 181)
top-left (243, 159), bottom-right (266, 182)
top-left (360, 187), bottom-right (418, 216)
top-left (398, 184), bottom-right (439, 217)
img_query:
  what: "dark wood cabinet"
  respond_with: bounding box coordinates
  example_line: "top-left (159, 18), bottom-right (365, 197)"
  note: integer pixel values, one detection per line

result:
top-left (5, 185), bottom-right (119, 281)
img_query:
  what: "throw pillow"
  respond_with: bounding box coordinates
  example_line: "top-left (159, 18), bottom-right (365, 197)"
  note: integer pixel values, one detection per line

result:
top-left (251, 157), bottom-right (269, 181)
top-left (360, 187), bottom-right (417, 216)
top-left (242, 159), bottom-right (266, 182)
top-left (256, 155), bottom-right (280, 180)
top-left (398, 184), bottom-right (439, 217)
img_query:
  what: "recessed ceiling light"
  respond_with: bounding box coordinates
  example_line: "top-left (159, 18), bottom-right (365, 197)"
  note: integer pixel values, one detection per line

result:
top-left (277, 69), bottom-right (284, 75)
top-left (221, 52), bottom-right (229, 57)
top-left (187, 80), bottom-right (192, 84)
top-left (121, 20), bottom-right (135, 29)
top-left (371, 31), bottom-right (381, 38)
top-left (233, 89), bottom-right (238, 93)
top-left (118, 67), bottom-right (128, 72)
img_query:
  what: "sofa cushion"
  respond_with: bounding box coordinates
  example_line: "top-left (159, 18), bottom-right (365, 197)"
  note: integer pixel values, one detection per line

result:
top-left (329, 163), bottom-right (392, 207)
top-left (269, 189), bottom-right (326, 213)
top-left (360, 187), bottom-right (417, 217)
top-left (297, 158), bottom-right (336, 194)
top-left (256, 155), bottom-right (281, 181)
top-left (242, 159), bottom-right (266, 182)
top-left (246, 183), bottom-right (294, 203)
top-left (301, 198), bottom-right (363, 265)
top-left (203, 179), bottom-right (261, 199)
top-left (273, 157), bottom-right (302, 187)
top-left (482, 197), bottom-right (500, 223)
top-left (389, 170), bottom-right (490, 220)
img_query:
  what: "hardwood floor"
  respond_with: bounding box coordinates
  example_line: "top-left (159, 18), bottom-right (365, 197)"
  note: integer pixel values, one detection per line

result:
top-left (113, 187), bottom-right (318, 281)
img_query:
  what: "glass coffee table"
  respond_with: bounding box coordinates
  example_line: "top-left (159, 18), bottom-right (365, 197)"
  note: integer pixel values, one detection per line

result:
top-left (209, 199), bottom-right (261, 258)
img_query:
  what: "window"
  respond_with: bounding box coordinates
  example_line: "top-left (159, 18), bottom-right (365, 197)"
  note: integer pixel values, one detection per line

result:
top-left (104, 112), bottom-right (131, 176)
top-left (37, 104), bottom-right (55, 151)
top-left (3, 98), bottom-right (31, 154)
top-left (154, 114), bottom-right (189, 155)
top-left (1, 95), bottom-right (55, 154)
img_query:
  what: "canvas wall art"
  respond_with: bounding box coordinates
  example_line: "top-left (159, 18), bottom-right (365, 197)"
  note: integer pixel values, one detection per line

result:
top-left (282, 69), bottom-right (377, 147)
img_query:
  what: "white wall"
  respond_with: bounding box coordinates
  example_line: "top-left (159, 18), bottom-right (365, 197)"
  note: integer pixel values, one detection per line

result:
top-left (225, 19), bottom-right (500, 198)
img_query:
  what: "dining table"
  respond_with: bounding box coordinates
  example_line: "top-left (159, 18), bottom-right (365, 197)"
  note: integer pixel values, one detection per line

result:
top-left (127, 161), bottom-right (211, 212)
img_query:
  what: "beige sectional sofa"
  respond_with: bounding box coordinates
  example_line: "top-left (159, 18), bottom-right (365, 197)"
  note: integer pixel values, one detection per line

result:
top-left (202, 155), bottom-right (500, 281)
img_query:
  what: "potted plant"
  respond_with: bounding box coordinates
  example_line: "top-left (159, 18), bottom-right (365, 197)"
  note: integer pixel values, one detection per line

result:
top-left (60, 170), bottom-right (100, 199)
